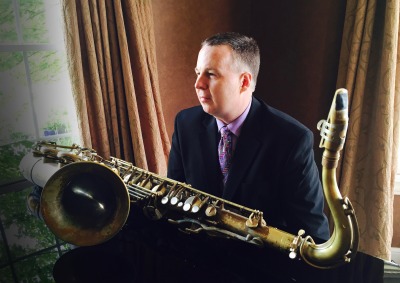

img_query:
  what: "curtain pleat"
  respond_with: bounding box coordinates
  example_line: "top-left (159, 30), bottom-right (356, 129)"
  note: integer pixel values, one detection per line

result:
top-left (62, 0), bottom-right (170, 175)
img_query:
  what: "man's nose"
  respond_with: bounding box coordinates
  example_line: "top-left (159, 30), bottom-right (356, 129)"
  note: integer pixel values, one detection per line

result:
top-left (195, 75), bottom-right (207, 90)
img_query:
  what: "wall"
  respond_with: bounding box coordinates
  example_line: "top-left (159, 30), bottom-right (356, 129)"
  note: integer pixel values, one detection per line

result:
top-left (394, 196), bottom-right (400, 247)
top-left (250, 1), bottom-right (346, 149)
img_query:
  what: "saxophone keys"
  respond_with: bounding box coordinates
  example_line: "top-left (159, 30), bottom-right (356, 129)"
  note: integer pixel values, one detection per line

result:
top-left (245, 211), bottom-right (266, 228)
top-left (151, 184), bottom-right (160, 192)
top-left (289, 229), bottom-right (306, 260)
top-left (205, 205), bottom-right (217, 217)
top-left (245, 212), bottom-right (256, 228)
top-left (192, 196), bottom-right (209, 213)
top-left (182, 195), bottom-right (199, 212)
top-left (58, 152), bottom-right (81, 163)
top-left (245, 234), bottom-right (253, 241)
top-left (190, 196), bottom-right (203, 213)
top-left (128, 172), bottom-right (143, 186)
top-left (170, 196), bottom-right (179, 205)
top-left (119, 164), bottom-right (133, 179)
top-left (205, 199), bottom-right (222, 217)
top-left (170, 188), bottom-right (184, 205)
top-left (142, 206), bottom-right (163, 220)
top-left (261, 218), bottom-right (267, 227)
top-left (161, 195), bottom-right (169, 204)
top-left (41, 147), bottom-right (59, 162)
top-left (151, 183), bottom-right (167, 196)
top-left (161, 183), bottom-right (178, 204)
top-left (140, 176), bottom-right (153, 189)
top-left (32, 149), bottom-right (42, 157)
top-left (289, 251), bottom-right (297, 259)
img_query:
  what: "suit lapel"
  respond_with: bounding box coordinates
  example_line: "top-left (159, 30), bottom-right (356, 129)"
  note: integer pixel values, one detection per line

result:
top-left (223, 97), bottom-right (263, 200)
top-left (199, 114), bottom-right (223, 196)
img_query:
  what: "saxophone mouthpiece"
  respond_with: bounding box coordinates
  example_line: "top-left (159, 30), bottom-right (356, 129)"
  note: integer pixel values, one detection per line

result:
top-left (317, 88), bottom-right (349, 165)
top-left (335, 88), bottom-right (348, 111)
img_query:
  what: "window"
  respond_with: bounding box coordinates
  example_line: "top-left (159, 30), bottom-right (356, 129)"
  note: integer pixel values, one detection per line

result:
top-left (0, 0), bottom-right (79, 183)
top-left (0, 0), bottom-right (77, 281)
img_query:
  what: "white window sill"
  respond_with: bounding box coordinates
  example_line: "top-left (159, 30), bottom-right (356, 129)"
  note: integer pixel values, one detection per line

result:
top-left (395, 175), bottom-right (400, 196)
top-left (392, 247), bottom-right (400, 265)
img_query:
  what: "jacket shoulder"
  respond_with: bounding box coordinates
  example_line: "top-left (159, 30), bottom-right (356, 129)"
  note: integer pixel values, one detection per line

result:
top-left (174, 105), bottom-right (214, 129)
top-left (176, 105), bottom-right (204, 121)
top-left (254, 97), bottom-right (312, 138)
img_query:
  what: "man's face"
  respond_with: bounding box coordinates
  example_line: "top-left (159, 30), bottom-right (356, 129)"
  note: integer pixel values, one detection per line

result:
top-left (195, 45), bottom-right (245, 123)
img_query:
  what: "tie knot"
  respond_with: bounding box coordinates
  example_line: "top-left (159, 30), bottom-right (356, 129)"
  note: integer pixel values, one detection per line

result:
top-left (220, 126), bottom-right (231, 137)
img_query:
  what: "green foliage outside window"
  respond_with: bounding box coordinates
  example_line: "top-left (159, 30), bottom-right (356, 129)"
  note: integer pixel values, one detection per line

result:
top-left (0, 0), bottom-right (77, 282)
top-left (0, 137), bottom-right (33, 181)
top-left (0, 0), bottom-right (48, 44)
top-left (0, 0), bottom-right (17, 43)
top-left (0, 266), bottom-right (14, 283)
top-left (0, 53), bottom-right (23, 73)
top-left (0, 186), bottom-right (71, 283)
top-left (13, 253), bottom-right (58, 283)
top-left (28, 51), bottom-right (65, 82)
top-left (19, 0), bottom-right (48, 44)
top-left (0, 188), bottom-right (55, 255)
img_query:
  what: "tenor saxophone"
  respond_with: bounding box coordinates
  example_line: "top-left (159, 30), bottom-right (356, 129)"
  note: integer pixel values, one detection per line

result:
top-left (19, 88), bottom-right (358, 269)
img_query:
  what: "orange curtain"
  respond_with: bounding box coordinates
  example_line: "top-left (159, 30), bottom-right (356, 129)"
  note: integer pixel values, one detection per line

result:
top-left (336, 0), bottom-right (400, 260)
top-left (62, 0), bottom-right (170, 175)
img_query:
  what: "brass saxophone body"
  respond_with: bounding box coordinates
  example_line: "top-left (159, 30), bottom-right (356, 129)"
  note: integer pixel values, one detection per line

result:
top-left (19, 89), bottom-right (358, 269)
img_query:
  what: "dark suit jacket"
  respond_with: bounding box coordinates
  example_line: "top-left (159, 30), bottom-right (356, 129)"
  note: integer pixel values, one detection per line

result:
top-left (168, 96), bottom-right (330, 241)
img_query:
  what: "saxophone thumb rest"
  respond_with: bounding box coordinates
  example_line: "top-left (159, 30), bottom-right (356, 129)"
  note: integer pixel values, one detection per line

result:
top-left (19, 88), bottom-right (359, 269)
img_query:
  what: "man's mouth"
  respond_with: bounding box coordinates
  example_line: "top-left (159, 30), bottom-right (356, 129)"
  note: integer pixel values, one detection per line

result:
top-left (199, 96), bottom-right (211, 103)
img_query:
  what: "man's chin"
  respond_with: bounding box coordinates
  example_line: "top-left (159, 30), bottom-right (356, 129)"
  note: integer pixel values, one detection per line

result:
top-left (200, 104), bottom-right (214, 115)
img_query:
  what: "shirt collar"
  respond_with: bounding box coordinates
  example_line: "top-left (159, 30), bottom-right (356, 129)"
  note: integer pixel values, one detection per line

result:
top-left (216, 100), bottom-right (252, 137)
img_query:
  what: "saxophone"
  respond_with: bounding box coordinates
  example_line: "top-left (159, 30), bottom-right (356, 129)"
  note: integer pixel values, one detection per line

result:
top-left (19, 88), bottom-right (358, 269)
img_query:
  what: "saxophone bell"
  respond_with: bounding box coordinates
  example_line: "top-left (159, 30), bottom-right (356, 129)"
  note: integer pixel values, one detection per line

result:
top-left (41, 162), bottom-right (130, 246)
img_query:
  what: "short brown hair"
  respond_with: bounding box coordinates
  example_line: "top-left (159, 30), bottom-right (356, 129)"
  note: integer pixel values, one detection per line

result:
top-left (201, 32), bottom-right (260, 89)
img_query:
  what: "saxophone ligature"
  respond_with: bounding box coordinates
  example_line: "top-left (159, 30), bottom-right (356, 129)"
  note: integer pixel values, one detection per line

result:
top-left (19, 88), bottom-right (359, 269)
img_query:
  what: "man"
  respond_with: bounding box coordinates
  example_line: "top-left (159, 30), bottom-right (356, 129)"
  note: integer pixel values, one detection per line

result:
top-left (167, 32), bottom-right (330, 243)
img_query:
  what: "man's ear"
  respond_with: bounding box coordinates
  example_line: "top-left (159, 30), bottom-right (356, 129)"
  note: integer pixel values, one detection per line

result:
top-left (240, 72), bottom-right (252, 92)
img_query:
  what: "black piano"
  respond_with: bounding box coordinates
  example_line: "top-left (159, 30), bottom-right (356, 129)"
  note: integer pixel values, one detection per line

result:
top-left (52, 208), bottom-right (400, 283)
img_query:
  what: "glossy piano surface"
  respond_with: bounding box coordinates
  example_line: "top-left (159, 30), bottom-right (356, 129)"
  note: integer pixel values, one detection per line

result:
top-left (52, 210), bottom-right (400, 283)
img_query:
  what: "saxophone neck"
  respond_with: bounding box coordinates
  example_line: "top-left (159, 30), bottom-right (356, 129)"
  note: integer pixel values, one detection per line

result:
top-left (300, 88), bottom-right (359, 268)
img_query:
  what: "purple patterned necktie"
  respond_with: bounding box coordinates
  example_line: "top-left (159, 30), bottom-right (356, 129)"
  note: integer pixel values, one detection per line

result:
top-left (218, 126), bottom-right (233, 184)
